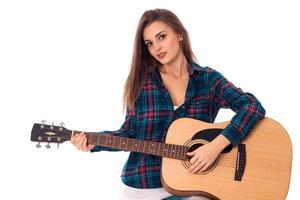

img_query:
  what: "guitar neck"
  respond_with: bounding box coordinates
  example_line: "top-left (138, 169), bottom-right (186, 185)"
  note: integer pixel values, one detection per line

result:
top-left (71, 131), bottom-right (188, 160)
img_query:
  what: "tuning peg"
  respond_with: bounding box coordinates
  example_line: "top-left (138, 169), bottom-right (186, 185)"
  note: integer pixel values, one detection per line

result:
top-left (41, 120), bottom-right (47, 128)
top-left (36, 142), bottom-right (41, 148)
top-left (59, 122), bottom-right (65, 131)
top-left (45, 143), bottom-right (51, 149)
top-left (50, 121), bottom-right (54, 130)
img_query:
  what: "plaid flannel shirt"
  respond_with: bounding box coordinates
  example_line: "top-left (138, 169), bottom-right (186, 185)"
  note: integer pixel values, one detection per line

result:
top-left (91, 63), bottom-right (266, 188)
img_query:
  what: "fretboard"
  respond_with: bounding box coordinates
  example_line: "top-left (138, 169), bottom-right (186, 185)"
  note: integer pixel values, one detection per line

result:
top-left (72, 131), bottom-right (188, 160)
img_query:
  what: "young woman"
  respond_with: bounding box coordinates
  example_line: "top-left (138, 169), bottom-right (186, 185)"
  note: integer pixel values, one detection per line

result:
top-left (71, 8), bottom-right (266, 200)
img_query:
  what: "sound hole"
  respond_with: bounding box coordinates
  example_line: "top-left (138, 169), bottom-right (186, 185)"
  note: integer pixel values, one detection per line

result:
top-left (183, 141), bottom-right (219, 175)
top-left (187, 143), bottom-right (204, 160)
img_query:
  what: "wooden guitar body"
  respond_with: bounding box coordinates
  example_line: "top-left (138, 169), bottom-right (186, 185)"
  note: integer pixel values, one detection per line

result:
top-left (161, 117), bottom-right (292, 200)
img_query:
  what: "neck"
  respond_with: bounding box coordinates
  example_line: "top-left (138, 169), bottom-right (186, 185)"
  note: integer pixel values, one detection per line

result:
top-left (161, 53), bottom-right (189, 80)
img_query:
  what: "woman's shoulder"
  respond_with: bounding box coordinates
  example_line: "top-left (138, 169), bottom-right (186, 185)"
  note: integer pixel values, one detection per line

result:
top-left (191, 63), bottom-right (220, 76)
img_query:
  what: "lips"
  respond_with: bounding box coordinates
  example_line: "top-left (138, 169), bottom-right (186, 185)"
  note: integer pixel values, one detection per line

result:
top-left (157, 52), bottom-right (166, 59)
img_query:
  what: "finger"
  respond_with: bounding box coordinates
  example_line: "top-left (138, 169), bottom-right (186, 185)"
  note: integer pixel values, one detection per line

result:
top-left (79, 133), bottom-right (86, 149)
top-left (190, 161), bottom-right (205, 174)
top-left (188, 159), bottom-right (203, 174)
top-left (74, 132), bottom-right (84, 148)
top-left (70, 133), bottom-right (79, 145)
top-left (199, 162), bottom-right (211, 173)
top-left (82, 137), bottom-right (89, 151)
top-left (190, 155), bottom-right (199, 165)
top-left (73, 133), bottom-right (81, 146)
top-left (77, 132), bottom-right (86, 150)
top-left (187, 149), bottom-right (197, 156)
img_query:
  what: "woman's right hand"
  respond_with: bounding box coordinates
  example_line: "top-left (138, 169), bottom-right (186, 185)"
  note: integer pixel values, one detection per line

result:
top-left (70, 132), bottom-right (95, 152)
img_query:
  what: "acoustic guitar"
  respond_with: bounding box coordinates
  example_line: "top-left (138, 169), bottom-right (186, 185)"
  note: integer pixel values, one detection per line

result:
top-left (31, 117), bottom-right (292, 200)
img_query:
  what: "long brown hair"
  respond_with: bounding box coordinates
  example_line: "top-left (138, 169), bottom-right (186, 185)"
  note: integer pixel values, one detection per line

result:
top-left (123, 8), bottom-right (198, 111)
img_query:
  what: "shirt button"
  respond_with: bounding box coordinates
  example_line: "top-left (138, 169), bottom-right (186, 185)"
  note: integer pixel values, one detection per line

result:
top-left (182, 105), bottom-right (185, 109)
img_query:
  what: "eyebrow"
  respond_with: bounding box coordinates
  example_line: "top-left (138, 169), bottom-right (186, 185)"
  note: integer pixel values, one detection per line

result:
top-left (144, 31), bottom-right (165, 42)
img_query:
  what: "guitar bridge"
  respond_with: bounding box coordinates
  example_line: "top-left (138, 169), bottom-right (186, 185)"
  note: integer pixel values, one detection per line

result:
top-left (234, 143), bottom-right (246, 181)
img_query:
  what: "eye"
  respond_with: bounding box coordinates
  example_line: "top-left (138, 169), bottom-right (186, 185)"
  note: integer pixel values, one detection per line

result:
top-left (145, 42), bottom-right (152, 47)
top-left (159, 34), bottom-right (166, 40)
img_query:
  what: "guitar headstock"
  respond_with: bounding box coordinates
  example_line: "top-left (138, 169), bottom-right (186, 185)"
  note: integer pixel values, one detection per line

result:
top-left (31, 120), bottom-right (72, 149)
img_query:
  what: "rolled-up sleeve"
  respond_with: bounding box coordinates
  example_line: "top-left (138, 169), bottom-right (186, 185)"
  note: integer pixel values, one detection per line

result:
top-left (90, 108), bottom-right (137, 152)
top-left (207, 67), bottom-right (266, 146)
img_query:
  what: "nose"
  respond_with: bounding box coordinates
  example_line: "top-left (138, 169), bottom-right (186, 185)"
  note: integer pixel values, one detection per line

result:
top-left (153, 42), bottom-right (161, 52)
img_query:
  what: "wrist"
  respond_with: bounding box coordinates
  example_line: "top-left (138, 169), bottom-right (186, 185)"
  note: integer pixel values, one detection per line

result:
top-left (210, 134), bottom-right (231, 153)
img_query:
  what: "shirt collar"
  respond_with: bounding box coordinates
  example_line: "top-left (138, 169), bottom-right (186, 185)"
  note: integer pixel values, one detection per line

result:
top-left (151, 62), bottom-right (202, 90)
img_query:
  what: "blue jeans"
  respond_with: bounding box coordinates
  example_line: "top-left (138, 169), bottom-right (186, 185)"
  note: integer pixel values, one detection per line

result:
top-left (163, 196), bottom-right (190, 200)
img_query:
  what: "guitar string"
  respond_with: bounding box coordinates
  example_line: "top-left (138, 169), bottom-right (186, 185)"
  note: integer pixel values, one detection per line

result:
top-left (88, 137), bottom-right (240, 166)
top-left (53, 134), bottom-right (241, 163)
top-left (50, 135), bottom-right (242, 164)
top-left (44, 136), bottom-right (241, 165)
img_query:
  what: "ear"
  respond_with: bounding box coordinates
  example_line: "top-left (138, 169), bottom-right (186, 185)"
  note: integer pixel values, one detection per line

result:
top-left (178, 34), bottom-right (183, 41)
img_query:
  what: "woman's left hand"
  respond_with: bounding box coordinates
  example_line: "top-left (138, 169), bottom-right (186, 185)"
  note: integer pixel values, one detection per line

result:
top-left (187, 142), bottom-right (221, 174)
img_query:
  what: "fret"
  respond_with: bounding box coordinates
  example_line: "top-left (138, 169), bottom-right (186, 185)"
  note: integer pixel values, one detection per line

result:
top-left (130, 139), bottom-right (134, 151)
top-left (121, 137), bottom-right (125, 150)
top-left (158, 142), bottom-right (161, 157)
top-left (166, 143), bottom-right (170, 158)
top-left (148, 142), bottom-right (151, 154)
top-left (171, 144), bottom-right (175, 159)
top-left (154, 142), bottom-right (159, 156)
top-left (89, 132), bottom-right (93, 144)
top-left (163, 144), bottom-right (168, 157)
top-left (173, 145), bottom-right (178, 159)
top-left (106, 135), bottom-right (111, 147)
top-left (171, 144), bottom-right (175, 158)
top-left (173, 144), bottom-right (176, 158)
top-left (125, 137), bottom-right (129, 151)
top-left (126, 138), bottom-right (131, 152)
top-left (178, 145), bottom-right (182, 160)
top-left (134, 139), bottom-right (139, 151)
top-left (120, 137), bottom-right (125, 149)
top-left (163, 144), bottom-right (167, 158)
top-left (179, 145), bottom-right (183, 160)
top-left (132, 139), bottom-right (136, 151)
top-left (98, 134), bottom-right (103, 146)
top-left (152, 142), bottom-right (156, 155)
top-left (183, 146), bottom-right (187, 160)
top-left (111, 135), bottom-right (115, 148)
top-left (177, 145), bottom-right (180, 159)
top-left (176, 144), bottom-right (179, 159)
top-left (114, 136), bottom-right (119, 149)
top-left (145, 141), bottom-right (149, 154)
top-left (183, 146), bottom-right (188, 160)
top-left (173, 145), bottom-right (176, 159)
top-left (96, 133), bottom-right (100, 145)
top-left (144, 140), bottom-right (146, 152)
top-left (149, 142), bottom-right (154, 154)
top-left (118, 137), bottom-right (123, 150)
top-left (100, 135), bottom-right (104, 146)
top-left (168, 144), bottom-right (172, 158)
top-left (103, 134), bottom-right (107, 146)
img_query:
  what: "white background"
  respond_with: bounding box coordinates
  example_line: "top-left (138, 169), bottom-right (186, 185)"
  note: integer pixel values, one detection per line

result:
top-left (0, 0), bottom-right (299, 199)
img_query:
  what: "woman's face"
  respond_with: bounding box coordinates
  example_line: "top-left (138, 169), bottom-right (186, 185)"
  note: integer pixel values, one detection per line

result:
top-left (143, 20), bottom-right (182, 65)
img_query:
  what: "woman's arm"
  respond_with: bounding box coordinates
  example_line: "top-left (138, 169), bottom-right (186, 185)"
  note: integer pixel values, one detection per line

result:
top-left (70, 108), bottom-right (137, 152)
top-left (188, 67), bottom-right (266, 174)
